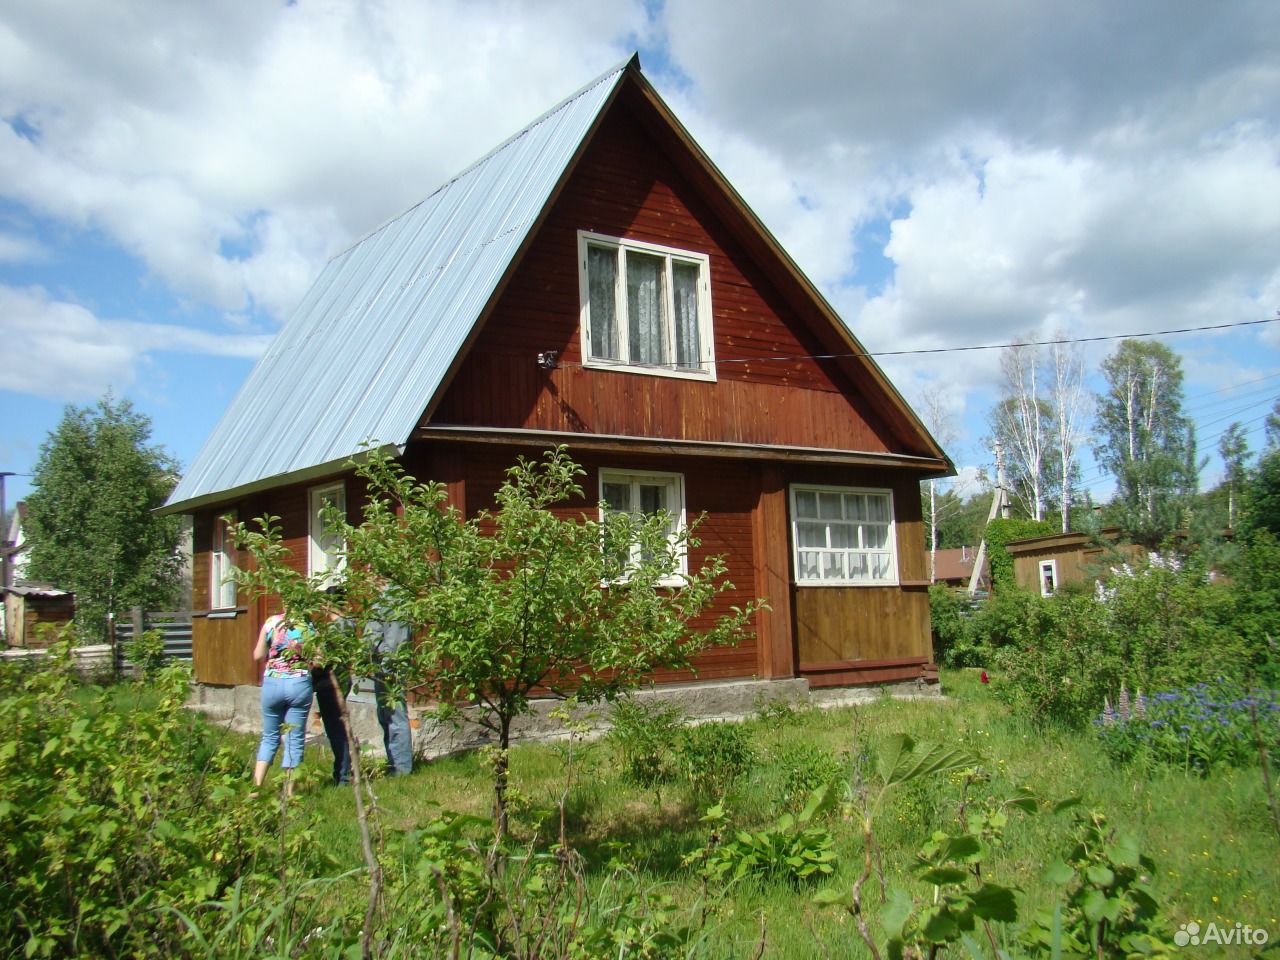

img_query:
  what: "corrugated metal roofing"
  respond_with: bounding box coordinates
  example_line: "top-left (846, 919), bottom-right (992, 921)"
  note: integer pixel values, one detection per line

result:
top-left (164, 58), bottom-right (630, 513)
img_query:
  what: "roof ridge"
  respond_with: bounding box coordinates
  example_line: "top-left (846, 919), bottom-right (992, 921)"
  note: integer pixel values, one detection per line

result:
top-left (328, 53), bottom-right (637, 264)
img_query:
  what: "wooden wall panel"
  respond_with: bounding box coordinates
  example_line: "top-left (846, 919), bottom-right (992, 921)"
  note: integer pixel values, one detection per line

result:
top-left (193, 613), bottom-right (258, 686)
top-left (431, 104), bottom-right (901, 454)
top-left (451, 442), bottom-right (761, 683)
top-left (793, 586), bottom-right (931, 666)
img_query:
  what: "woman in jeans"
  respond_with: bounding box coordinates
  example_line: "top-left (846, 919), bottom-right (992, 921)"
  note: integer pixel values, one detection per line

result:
top-left (253, 612), bottom-right (313, 793)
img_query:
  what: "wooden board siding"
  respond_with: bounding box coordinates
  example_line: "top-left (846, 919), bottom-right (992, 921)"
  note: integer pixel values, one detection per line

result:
top-left (430, 103), bottom-right (900, 454)
top-left (785, 463), bottom-right (933, 682)
top-left (189, 471), bottom-right (357, 686)
top-left (444, 441), bottom-right (761, 683)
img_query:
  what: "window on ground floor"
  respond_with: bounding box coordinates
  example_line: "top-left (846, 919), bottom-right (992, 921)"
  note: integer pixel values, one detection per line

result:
top-left (210, 510), bottom-right (237, 610)
top-left (790, 484), bottom-right (898, 586)
top-left (598, 468), bottom-right (687, 584)
top-left (1039, 558), bottom-right (1058, 597)
top-left (308, 481), bottom-right (346, 584)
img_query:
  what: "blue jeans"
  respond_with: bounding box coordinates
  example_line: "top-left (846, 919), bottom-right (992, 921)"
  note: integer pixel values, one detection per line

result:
top-left (257, 673), bottom-right (313, 768)
top-left (375, 679), bottom-right (413, 775)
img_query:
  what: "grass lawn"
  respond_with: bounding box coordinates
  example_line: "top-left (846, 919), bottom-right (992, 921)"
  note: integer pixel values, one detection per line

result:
top-left (256, 669), bottom-right (1280, 957)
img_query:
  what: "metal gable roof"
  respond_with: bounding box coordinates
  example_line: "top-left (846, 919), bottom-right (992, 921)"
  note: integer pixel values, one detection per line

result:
top-left (164, 58), bottom-right (630, 513)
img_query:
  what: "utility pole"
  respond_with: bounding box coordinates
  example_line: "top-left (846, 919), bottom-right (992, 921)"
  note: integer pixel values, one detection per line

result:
top-left (0, 471), bottom-right (14, 590)
top-left (967, 442), bottom-right (1008, 597)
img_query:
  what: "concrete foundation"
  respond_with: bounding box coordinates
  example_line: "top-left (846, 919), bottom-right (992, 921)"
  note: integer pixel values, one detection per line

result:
top-left (187, 674), bottom-right (942, 764)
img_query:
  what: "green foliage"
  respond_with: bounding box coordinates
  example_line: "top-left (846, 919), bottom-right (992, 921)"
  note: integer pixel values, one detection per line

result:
top-left (24, 395), bottom-right (184, 643)
top-left (775, 742), bottom-right (845, 811)
top-left (983, 517), bottom-right (1058, 589)
top-left (1025, 808), bottom-right (1174, 958)
top-left (0, 637), bottom-right (324, 959)
top-left (1096, 681), bottom-right (1280, 773)
top-left (124, 627), bottom-right (168, 680)
top-left (607, 696), bottom-right (685, 794)
top-left (1093, 339), bottom-right (1199, 547)
top-left (1240, 447), bottom-right (1280, 539)
top-left (681, 721), bottom-right (754, 798)
top-left (928, 584), bottom-right (970, 665)
top-left (692, 785), bottom-right (838, 886)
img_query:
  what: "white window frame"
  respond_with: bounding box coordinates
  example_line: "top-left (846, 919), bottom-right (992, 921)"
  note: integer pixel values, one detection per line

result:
top-left (210, 511), bottom-right (237, 610)
top-left (598, 468), bottom-right (688, 585)
top-left (1039, 559), bottom-right (1058, 597)
top-left (308, 481), bottom-right (347, 583)
top-left (577, 230), bottom-right (715, 381)
top-left (790, 484), bottom-right (899, 587)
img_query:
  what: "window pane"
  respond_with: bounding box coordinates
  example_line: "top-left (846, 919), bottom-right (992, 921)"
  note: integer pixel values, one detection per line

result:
top-left (626, 251), bottom-right (668, 365)
top-left (638, 483), bottom-right (666, 515)
top-left (867, 495), bottom-right (890, 522)
top-left (846, 494), bottom-right (867, 521)
top-left (818, 492), bottom-right (843, 520)
top-left (829, 523), bottom-right (855, 549)
top-left (602, 481), bottom-right (631, 512)
top-left (848, 553), bottom-right (868, 580)
top-left (587, 246), bottom-right (619, 360)
top-left (798, 551), bottom-right (820, 580)
top-left (795, 490), bottom-right (818, 518)
top-left (672, 261), bottom-right (701, 369)
top-left (797, 520), bottom-right (827, 548)
top-left (872, 554), bottom-right (892, 579)
top-left (863, 525), bottom-right (888, 550)
top-left (822, 553), bottom-right (844, 580)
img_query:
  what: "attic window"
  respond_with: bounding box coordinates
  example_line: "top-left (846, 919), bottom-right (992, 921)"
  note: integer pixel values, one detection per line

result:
top-left (578, 231), bottom-right (715, 380)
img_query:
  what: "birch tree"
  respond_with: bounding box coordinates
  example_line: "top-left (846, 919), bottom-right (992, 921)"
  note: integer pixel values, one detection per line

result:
top-left (916, 387), bottom-right (960, 581)
top-left (1218, 422), bottom-right (1250, 528)
top-left (988, 341), bottom-right (1053, 521)
top-left (1048, 337), bottom-right (1089, 532)
top-left (1094, 339), bottom-right (1198, 545)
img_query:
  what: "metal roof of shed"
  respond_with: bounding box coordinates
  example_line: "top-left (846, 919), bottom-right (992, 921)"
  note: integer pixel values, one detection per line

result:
top-left (164, 58), bottom-right (631, 513)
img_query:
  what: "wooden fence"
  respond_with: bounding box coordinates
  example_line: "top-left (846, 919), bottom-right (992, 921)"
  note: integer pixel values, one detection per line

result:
top-left (113, 608), bottom-right (193, 675)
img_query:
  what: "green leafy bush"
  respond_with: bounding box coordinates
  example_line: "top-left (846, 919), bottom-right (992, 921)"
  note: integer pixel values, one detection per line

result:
top-left (0, 639), bottom-right (324, 959)
top-left (681, 721), bottom-right (754, 798)
top-left (692, 786), bottom-right (837, 886)
top-left (774, 743), bottom-right (845, 811)
top-left (607, 697), bottom-right (685, 792)
top-left (984, 517), bottom-right (1058, 590)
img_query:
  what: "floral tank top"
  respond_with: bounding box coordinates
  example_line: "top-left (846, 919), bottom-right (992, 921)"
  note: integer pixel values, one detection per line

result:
top-left (263, 615), bottom-right (309, 678)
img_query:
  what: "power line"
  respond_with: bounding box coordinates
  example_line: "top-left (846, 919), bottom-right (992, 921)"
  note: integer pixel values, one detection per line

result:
top-left (554, 315), bottom-right (1280, 371)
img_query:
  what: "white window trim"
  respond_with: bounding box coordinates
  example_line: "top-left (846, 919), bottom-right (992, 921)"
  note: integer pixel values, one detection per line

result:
top-left (598, 467), bottom-right (688, 586)
top-left (210, 511), bottom-right (237, 610)
top-left (577, 230), bottom-right (716, 382)
top-left (790, 484), bottom-right (899, 587)
top-left (308, 481), bottom-right (347, 583)
top-left (1039, 559), bottom-right (1059, 597)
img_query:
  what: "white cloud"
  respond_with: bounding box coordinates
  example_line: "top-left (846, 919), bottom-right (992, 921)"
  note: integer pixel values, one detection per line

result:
top-left (0, 285), bottom-right (270, 400)
top-left (0, 230), bottom-right (45, 262)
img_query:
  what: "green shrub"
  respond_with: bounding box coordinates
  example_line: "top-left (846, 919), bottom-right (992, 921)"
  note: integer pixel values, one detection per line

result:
top-left (607, 697), bottom-right (685, 792)
top-left (681, 721), bottom-right (754, 798)
top-left (691, 786), bottom-right (837, 886)
top-left (0, 638), bottom-right (325, 959)
top-left (775, 743), bottom-right (845, 811)
top-left (124, 626), bottom-right (168, 680)
top-left (928, 585), bottom-right (972, 666)
top-left (984, 517), bottom-right (1057, 590)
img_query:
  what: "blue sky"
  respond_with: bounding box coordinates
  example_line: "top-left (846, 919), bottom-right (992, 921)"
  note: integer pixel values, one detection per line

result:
top-left (3, 1), bottom-right (1279, 511)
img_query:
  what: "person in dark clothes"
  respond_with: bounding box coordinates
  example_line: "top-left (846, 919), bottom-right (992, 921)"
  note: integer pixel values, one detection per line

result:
top-left (310, 662), bottom-right (352, 785)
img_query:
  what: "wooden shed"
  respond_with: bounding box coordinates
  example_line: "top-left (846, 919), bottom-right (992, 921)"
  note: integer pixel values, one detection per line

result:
top-left (1003, 528), bottom-right (1145, 596)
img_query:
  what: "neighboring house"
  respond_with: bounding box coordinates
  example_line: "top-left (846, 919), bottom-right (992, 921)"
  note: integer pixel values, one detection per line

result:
top-left (2, 582), bottom-right (75, 648)
top-left (161, 56), bottom-right (952, 694)
top-left (1003, 528), bottom-right (1144, 597)
top-left (930, 546), bottom-right (989, 592)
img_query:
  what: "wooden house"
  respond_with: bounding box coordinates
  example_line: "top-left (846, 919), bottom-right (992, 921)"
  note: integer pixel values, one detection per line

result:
top-left (1003, 528), bottom-right (1145, 596)
top-left (161, 56), bottom-right (952, 694)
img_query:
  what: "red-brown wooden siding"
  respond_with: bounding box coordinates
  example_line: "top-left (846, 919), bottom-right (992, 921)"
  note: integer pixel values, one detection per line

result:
top-left (449, 442), bottom-right (761, 684)
top-left (430, 103), bottom-right (900, 453)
